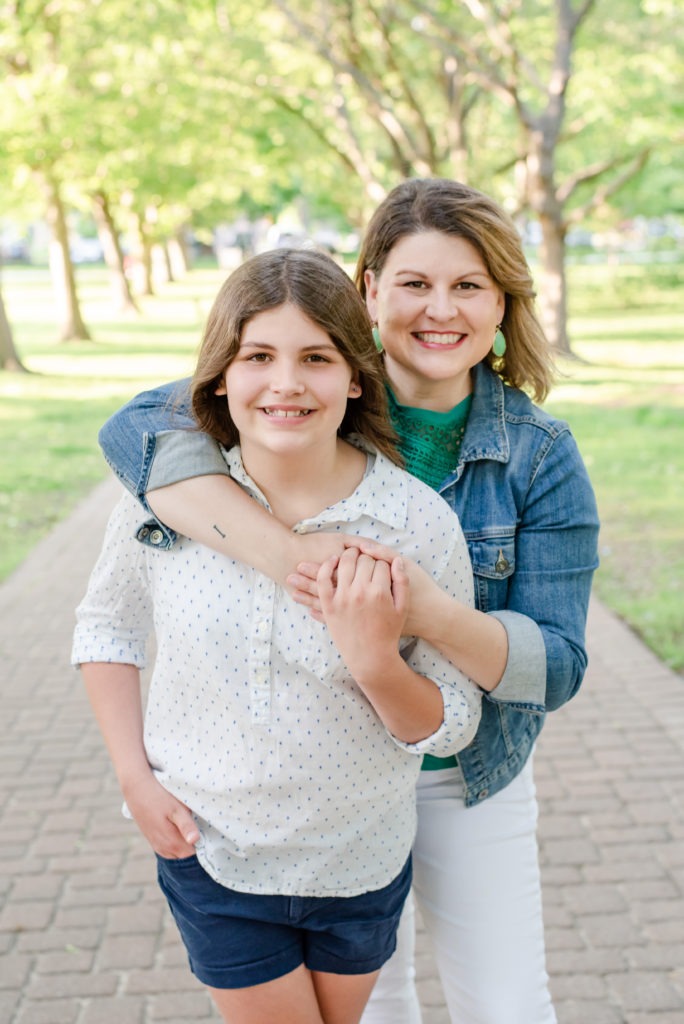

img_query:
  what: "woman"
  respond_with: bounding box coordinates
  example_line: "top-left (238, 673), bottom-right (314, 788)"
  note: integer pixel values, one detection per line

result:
top-left (98, 179), bottom-right (600, 1023)
top-left (73, 247), bottom-right (480, 1024)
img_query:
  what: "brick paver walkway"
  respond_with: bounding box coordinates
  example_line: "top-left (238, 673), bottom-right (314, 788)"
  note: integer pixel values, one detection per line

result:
top-left (2, 477), bottom-right (683, 1023)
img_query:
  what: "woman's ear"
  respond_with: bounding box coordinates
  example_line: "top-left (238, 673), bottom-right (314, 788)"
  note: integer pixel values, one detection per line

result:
top-left (348, 380), bottom-right (362, 399)
top-left (364, 269), bottom-right (378, 322)
top-left (215, 377), bottom-right (227, 396)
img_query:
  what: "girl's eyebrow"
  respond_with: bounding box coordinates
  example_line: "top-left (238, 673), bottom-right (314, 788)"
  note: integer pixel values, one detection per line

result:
top-left (239, 340), bottom-right (339, 351)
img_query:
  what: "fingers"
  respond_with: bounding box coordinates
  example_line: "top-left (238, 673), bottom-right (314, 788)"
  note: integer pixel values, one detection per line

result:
top-left (344, 536), bottom-right (396, 563)
top-left (294, 561), bottom-right (321, 582)
top-left (169, 806), bottom-right (200, 847)
top-left (390, 556), bottom-right (409, 618)
top-left (286, 572), bottom-right (320, 602)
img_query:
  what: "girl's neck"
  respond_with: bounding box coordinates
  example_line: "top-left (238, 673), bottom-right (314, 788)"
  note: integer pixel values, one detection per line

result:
top-left (240, 438), bottom-right (367, 527)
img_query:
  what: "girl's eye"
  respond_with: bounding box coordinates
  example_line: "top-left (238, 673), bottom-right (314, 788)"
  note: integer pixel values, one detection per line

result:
top-left (247, 352), bottom-right (271, 362)
top-left (305, 353), bottom-right (331, 363)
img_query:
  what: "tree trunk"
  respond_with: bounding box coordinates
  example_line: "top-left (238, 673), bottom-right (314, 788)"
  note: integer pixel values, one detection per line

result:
top-left (526, 130), bottom-right (571, 355)
top-left (132, 212), bottom-right (155, 296)
top-left (537, 211), bottom-right (570, 355)
top-left (168, 232), bottom-right (189, 277)
top-left (92, 191), bottom-right (139, 314)
top-left (43, 174), bottom-right (91, 341)
top-left (0, 283), bottom-right (26, 372)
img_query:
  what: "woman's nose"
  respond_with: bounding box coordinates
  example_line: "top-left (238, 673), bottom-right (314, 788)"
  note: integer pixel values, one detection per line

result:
top-left (426, 289), bottom-right (457, 320)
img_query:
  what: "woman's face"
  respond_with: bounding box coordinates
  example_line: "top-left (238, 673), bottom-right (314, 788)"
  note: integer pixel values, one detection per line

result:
top-left (365, 230), bottom-right (505, 409)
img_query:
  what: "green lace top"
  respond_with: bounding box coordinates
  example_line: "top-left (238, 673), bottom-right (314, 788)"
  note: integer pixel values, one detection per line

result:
top-left (387, 387), bottom-right (472, 492)
top-left (387, 386), bottom-right (474, 773)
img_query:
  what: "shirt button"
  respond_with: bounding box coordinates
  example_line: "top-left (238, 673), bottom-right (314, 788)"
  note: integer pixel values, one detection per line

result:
top-left (478, 789), bottom-right (489, 800)
top-left (149, 529), bottom-right (164, 545)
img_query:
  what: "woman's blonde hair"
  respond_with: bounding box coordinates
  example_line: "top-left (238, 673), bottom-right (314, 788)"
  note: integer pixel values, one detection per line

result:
top-left (355, 178), bottom-right (554, 402)
top-left (192, 248), bottom-right (400, 462)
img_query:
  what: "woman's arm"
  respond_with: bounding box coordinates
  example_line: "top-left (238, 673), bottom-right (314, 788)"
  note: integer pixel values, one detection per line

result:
top-left (81, 662), bottom-right (200, 858)
top-left (99, 384), bottom-right (370, 584)
top-left (289, 550), bottom-right (508, 693)
top-left (149, 475), bottom-right (357, 588)
top-left (318, 548), bottom-right (480, 752)
top-left (492, 428), bottom-right (599, 711)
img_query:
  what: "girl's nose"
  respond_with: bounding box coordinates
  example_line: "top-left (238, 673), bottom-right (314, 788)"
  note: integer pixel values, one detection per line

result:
top-left (269, 367), bottom-right (305, 394)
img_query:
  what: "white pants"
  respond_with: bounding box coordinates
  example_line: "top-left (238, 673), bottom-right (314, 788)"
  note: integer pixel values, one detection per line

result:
top-left (361, 759), bottom-right (556, 1024)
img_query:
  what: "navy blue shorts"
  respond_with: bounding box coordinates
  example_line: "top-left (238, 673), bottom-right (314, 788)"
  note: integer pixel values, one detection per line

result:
top-left (156, 853), bottom-right (412, 989)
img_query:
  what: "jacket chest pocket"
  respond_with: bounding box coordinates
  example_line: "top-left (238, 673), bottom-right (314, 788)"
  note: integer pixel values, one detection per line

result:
top-left (467, 535), bottom-right (516, 613)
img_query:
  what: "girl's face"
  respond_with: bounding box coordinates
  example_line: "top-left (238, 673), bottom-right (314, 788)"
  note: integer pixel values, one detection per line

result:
top-left (365, 230), bottom-right (505, 409)
top-left (216, 302), bottom-right (360, 465)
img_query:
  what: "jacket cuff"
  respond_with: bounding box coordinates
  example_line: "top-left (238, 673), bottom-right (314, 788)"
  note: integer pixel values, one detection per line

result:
top-left (146, 430), bottom-right (231, 491)
top-left (488, 610), bottom-right (546, 709)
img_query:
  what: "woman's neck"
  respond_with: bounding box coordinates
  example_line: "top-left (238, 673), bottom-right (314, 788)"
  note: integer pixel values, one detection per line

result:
top-left (240, 438), bottom-right (367, 527)
top-left (386, 360), bottom-right (473, 413)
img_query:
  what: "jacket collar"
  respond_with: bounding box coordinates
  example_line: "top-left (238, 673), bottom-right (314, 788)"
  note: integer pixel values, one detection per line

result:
top-left (458, 361), bottom-right (509, 467)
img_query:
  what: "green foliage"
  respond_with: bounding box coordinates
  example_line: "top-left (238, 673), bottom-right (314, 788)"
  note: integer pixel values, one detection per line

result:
top-left (545, 260), bottom-right (684, 673)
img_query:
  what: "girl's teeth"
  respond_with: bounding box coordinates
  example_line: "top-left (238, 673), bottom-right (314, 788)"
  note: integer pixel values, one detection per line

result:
top-left (264, 409), bottom-right (309, 417)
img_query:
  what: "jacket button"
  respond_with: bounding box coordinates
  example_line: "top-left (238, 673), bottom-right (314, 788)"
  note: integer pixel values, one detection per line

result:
top-left (137, 526), bottom-right (149, 540)
top-left (494, 549), bottom-right (510, 573)
top-left (149, 529), bottom-right (164, 545)
top-left (478, 789), bottom-right (489, 800)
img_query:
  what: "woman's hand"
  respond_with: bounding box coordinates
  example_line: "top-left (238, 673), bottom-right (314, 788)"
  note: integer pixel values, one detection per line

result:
top-left (122, 771), bottom-right (200, 859)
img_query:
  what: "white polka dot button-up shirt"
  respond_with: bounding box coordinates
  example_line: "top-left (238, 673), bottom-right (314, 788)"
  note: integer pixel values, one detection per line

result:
top-left (72, 445), bottom-right (480, 897)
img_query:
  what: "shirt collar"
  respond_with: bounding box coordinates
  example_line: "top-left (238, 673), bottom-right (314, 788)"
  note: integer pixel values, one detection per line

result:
top-left (223, 437), bottom-right (409, 531)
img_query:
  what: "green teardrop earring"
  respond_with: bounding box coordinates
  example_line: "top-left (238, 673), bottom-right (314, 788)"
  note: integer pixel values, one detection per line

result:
top-left (372, 324), bottom-right (383, 353)
top-left (493, 325), bottom-right (507, 358)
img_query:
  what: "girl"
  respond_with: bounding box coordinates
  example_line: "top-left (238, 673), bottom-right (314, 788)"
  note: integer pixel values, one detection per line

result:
top-left (72, 247), bottom-right (481, 1024)
top-left (96, 180), bottom-right (599, 1023)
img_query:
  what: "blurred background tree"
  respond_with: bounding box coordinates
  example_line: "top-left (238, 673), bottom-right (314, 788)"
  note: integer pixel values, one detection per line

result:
top-left (0, 0), bottom-right (680, 362)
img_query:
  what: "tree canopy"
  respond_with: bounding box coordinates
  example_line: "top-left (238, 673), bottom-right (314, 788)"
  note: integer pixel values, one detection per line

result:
top-left (0, 0), bottom-right (680, 360)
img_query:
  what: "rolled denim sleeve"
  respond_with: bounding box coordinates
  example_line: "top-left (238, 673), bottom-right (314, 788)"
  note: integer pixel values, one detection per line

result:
top-left (488, 609), bottom-right (547, 707)
top-left (98, 380), bottom-right (229, 549)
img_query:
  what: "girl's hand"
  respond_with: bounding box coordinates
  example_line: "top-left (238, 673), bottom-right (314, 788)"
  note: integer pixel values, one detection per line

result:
top-left (317, 548), bottom-right (410, 682)
top-left (122, 772), bottom-right (200, 859)
top-left (290, 540), bottom-right (441, 639)
top-left (286, 537), bottom-right (397, 618)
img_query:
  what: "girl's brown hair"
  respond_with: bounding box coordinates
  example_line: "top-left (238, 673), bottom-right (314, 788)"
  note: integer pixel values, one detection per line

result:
top-left (191, 248), bottom-right (400, 463)
top-left (355, 178), bottom-right (554, 402)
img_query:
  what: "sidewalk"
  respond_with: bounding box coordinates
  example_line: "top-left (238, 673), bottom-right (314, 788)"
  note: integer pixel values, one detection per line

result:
top-left (1, 476), bottom-right (683, 1024)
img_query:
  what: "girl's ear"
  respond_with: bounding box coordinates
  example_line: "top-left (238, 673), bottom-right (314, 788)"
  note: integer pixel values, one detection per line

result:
top-left (348, 380), bottom-right (362, 399)
top-left (215, 376), bottom-right (227, 396)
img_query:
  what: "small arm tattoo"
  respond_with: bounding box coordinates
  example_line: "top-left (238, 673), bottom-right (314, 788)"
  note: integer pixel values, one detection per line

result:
top-left (212, 524), bottom-right (226, 539)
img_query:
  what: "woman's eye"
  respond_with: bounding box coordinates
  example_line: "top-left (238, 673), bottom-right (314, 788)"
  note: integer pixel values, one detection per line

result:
top-left (305, 353), bottom-right (331, 363)
top-left (456, 281), bottom-right (479, 291)
top-left (247, 352), bottom-right (270, 362)
top-left (404, 280), bottom-right (427, 289)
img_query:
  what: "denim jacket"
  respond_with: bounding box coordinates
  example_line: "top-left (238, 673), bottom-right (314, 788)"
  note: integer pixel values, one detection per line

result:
top-left (99, 361), bottom-right (599, 806)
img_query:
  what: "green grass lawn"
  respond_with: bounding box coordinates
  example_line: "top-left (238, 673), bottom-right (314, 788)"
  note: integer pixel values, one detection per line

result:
top-left (2, 259), bottom-right (683, 673)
